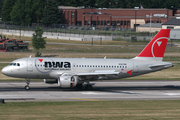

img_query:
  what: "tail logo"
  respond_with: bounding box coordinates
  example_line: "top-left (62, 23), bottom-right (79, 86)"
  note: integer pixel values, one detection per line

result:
top-left (157, 41), bottom-right (162, 47)
top-left (136, 29), bottom-right (170, 59)
top-left (151, 37), bottom-right (168, 58)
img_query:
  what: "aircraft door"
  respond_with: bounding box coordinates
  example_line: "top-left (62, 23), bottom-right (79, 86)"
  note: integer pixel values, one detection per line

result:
top-left (133, 62), bottom-right (138, 73)
top-left (27, 60), bottom-right (33, 72)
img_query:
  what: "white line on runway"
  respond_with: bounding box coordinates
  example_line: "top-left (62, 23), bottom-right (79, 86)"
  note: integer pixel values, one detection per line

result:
top-left (164, 93), bottom-right (180, 96)
top-left (81, 92), bottom-right (106, 95)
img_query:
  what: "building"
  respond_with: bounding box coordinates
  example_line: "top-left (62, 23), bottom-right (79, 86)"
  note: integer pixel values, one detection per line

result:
top-left (59, 6), bottom-right (173, 29)
top-left (162, 18), bottom-right (180, 40)
top-left (136, 23), bottom-right (162, 32)
top-left (162, 18), bottom-right (180, 29)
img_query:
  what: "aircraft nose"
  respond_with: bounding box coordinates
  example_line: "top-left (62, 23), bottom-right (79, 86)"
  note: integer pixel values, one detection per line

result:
top-left (1, 67), bottom-right (9, 76)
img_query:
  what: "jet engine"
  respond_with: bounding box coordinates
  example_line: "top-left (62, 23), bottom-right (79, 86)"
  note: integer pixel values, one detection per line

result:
top-left (44, 79), bottom-right (58, 84)
top-left (58, 74), bottom-right (78, 88)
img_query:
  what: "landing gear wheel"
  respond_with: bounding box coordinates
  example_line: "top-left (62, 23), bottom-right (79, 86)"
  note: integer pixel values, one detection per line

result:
top-left (25, 85), bottom-right (30, 90)
top-left (25, 78), bottom-right (30, 90)
top-left (85, 84), bottom-right (93, 90)
top-left (76, 84), bottom-right (83, 89)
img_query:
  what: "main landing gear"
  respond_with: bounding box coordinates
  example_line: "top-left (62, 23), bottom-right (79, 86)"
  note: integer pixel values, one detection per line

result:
top-left (85, 81), bottom-right (93, 90)
top-left (25, 78), bottom-right (30, 90)
top-left (85, 84), bottom-right (93, 90)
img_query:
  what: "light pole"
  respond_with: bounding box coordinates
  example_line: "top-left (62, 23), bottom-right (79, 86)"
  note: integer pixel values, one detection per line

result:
top-left (146, 13), bottom-right (152, 37)
top-left (134, 7), bottom-right (139, 31)
top-left (19, 0), bottom-right (22, 40)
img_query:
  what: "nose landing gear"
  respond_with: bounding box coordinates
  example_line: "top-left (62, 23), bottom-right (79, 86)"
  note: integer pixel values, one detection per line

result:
top-left (25, 78), bottom-right (30, 90)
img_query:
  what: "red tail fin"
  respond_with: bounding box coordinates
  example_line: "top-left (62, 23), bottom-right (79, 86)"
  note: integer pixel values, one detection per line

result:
top-left (134, 29), bottom-right (170, 61)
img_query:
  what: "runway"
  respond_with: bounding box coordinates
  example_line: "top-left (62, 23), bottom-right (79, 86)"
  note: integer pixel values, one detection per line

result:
top-left (0, 80), bottom-right (180, 102)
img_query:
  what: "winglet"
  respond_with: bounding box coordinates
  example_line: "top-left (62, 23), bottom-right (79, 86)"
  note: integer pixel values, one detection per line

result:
top-left (134, 29), bottom-right (170, 61)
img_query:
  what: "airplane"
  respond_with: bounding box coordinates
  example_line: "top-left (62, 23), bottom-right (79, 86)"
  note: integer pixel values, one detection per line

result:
top-left (1, 29), bottom-right (173, 90)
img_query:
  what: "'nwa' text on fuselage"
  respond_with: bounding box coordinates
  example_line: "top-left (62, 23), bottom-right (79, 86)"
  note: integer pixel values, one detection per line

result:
top-left (45, 61), bottom-right (71, 68)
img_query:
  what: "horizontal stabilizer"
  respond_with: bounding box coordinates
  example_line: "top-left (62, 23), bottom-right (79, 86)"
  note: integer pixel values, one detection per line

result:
top-left (149, 62), bottom-right (173, 69)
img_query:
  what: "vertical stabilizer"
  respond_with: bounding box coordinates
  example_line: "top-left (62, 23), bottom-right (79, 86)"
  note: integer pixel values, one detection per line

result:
top-left (134, 29), bottom-right (170, 61)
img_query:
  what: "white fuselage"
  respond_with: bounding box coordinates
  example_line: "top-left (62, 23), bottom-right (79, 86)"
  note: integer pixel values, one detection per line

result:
top-left (1, 57), bottom-right (172, 80)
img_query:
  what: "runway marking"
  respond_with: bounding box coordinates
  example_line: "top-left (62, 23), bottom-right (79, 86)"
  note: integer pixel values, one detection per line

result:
top-left (81, 92), bottom-right (105, 95)
top-left (70, 98), bottom-right (100, 101)
top-left (164, 93), bottom-right (180, 96)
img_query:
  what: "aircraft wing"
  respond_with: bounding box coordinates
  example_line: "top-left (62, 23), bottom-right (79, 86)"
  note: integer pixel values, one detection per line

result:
top-left (49, 70), bottom-right (119, 79)
top-left (77, 70), bottom-right (120, 76)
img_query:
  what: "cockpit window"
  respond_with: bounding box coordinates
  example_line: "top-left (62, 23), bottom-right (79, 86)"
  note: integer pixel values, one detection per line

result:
top-left (9, 63), bottom-right (13, 66)
top-left (9, 63), bottom-right (20, 66)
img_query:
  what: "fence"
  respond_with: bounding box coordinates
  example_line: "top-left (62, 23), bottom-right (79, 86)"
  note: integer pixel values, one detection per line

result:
top-left (0, 23), bottom-right (156, 41)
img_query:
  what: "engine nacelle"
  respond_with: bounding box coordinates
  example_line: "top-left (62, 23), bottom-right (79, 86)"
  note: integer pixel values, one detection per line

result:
top-left (58, 74), bottom-right (78, 88)
top-left (44, 79), bottom-right (58, 84)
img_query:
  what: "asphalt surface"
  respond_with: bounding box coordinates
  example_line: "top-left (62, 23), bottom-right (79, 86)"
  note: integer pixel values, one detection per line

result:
top-left (0, 80), bottom-right (180, 102)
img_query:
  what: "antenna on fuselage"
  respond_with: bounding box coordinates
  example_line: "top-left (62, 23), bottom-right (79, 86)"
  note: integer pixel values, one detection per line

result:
top-left (104, 56), bottom-right (106, 59)
top-left (29, 55), bottom-right (31, 58)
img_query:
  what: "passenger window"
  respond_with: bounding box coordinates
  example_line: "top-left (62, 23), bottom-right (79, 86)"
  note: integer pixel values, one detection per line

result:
top-left (17, 63), bottom-right (20, 66)
top-left (13, 63), bottom-right (16, 66)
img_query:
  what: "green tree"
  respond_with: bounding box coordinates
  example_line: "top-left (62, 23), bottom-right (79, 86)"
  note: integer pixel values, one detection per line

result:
top-left (10, 0), bottom-right (24, 24)
top-left (32, 25), bottom-right (46, 57)
top-left (41, 0), bottom-right (61, 26)
top-left (2, 0), bottom-right (16, 22)
top-left (0, 0), bottom-right (5, 17)
top-left (79, 0), bottom-right (96, 7)
top-left (32, 0), bottom-right (46, 23)
top-left (24, 0), bottom-right (33, 25)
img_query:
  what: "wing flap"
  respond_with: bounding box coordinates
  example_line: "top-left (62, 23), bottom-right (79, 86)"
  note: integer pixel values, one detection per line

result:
top-left (77, 70), bottom-right (119, 76)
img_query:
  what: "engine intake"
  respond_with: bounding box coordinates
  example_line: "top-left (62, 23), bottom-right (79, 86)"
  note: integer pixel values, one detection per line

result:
top-left (58, 74), bottom-right (78, 88)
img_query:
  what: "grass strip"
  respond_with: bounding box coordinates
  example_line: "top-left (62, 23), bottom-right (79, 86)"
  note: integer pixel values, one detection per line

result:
top-left (0, 101), bottom-right (180, 120)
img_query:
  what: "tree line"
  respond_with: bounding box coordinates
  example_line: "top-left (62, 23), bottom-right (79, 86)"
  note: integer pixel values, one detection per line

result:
top-left (1, 0), bottom-right (60, 26)
top-left (1, 0), bottom-right (180, 26)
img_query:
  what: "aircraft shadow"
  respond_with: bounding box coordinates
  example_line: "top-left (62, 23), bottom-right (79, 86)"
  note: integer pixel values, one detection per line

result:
top-left (0, 85), bottom-right (180, 92)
